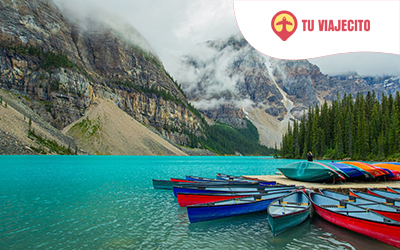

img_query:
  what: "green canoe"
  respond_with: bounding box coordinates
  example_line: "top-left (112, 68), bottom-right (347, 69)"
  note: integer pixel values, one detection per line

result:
top-left (267, 191), bottom-right (311, 236)
top-left (277, 162), bottom-right (345, 182)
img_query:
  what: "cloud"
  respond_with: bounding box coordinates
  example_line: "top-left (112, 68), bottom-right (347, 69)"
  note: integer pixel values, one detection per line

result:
top-left (54, 0), bottom-right (156, 56)
top-left (309, 53), bottom-right (400, 76)
top-left (52, 0), bottom-right (400, 77)
top-left (172, 36), bottom-right (251, 100)
top-left (173, 1), bottom-right (237, 42)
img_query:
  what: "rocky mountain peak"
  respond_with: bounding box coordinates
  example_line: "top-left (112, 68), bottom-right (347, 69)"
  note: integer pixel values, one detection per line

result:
top-left (0, 0), bottom-right (205, 149)
top-left (174, 35), bottom-right (400, 147)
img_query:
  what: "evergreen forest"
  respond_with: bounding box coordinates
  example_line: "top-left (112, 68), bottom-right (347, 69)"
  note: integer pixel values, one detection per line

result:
top-left (280, 91), bottom-right (400, 161)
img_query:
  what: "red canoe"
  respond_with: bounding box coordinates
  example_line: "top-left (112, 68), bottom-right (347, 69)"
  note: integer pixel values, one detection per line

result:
top-left (387, 187), bottom-right (400, 194)
top-left (310, 192), bottom-right (400, 248)
top-left (170, 178), bottom-right (197, 183)
top-left (177, 192), bottom-right (252, 207)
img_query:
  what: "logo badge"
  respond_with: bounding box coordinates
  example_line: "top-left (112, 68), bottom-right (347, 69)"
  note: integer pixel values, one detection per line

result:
top-left (271, 11), bottom-right (298, 41)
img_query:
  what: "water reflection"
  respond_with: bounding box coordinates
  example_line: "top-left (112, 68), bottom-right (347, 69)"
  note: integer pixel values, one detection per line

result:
top-left (311, 216), bottom-right (398, 250)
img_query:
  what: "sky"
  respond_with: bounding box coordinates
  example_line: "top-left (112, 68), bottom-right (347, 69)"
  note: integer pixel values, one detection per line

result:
top-left (54, 0), bottom-right (400, 77)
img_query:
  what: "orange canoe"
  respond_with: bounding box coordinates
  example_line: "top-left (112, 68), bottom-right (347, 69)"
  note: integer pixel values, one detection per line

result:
top-left (373, 163), bottom-right (400, 172)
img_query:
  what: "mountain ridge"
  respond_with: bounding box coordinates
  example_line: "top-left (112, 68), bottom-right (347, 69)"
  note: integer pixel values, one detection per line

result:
top-left (0, 0), bottom-right (206, 153)
top-left (173, 35), bottom-right (400, 147)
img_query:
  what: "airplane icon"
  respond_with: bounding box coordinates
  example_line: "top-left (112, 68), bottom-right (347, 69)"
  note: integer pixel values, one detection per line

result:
top-left (276, 16), bottom-right (293, 32)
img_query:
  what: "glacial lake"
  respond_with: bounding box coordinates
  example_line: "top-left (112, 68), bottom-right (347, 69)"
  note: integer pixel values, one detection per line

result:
top-left (0, 156), bottom-right (397, 249)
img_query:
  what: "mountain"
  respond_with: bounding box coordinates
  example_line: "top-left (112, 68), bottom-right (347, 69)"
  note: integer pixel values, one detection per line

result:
top-left (62, 98), bottom-right (186, 156)
top-left (0, 0), bottom-right (207, 155)
top-left (174, 35), bottom-right (400, 147)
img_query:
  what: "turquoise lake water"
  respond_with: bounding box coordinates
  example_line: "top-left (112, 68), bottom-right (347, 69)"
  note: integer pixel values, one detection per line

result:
top-left (0, 156), bottom-right (397, 250)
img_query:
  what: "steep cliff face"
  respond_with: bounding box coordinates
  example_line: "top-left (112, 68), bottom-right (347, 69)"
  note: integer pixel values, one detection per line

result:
top-left (0, 0), bottom-right (204, 147)
top-left (177, 36), bottom-right (287, 129)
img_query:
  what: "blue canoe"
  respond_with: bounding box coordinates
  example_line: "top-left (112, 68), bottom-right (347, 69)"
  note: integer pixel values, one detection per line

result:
top-left (367, 188), bottom-right (400, 200)
top-left (184, 176), bottom-right (225, 182)
top-left (267, 191), bottom-right (311, 236)
top-left (186, 175), bottom-right (276, 186)
top-left (349, 189), bottom-right (400, 207)
top-left (327, 162), bottom-right (370, 180)
top-left (186, 190), bottom-right (294, 223)
top-left (173, 185), bottom-right (299, 197)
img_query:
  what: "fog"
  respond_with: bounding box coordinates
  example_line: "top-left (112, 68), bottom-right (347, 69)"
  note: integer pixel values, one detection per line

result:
top-left (54, 0), bottom-right (400, 78)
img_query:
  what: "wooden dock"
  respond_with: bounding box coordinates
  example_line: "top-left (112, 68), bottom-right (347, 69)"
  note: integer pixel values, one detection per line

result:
top-left (244, 175), bottom-right (400, 193)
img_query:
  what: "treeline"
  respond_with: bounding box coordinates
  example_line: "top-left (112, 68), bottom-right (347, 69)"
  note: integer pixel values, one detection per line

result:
top-left (200, 119), bottom-right (274, 156)
top-left (3, 41), bottom-right (75, 69)
top-left (281, 91), bottom-right (400, 161)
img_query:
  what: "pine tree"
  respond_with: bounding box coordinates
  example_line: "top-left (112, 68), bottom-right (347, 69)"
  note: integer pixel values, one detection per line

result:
top-left (298, 111), bottom-right (306, 157)
top-left (293, 119), bottom-right (300, 158)
top-left (280, 91), bottom-right (400, 161)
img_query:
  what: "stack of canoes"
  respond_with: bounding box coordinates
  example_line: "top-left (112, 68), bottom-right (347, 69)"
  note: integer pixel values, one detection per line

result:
top-left (372, 163), bottom-right (400, 180)
top-left (277, 161), bottom-right (400, 183)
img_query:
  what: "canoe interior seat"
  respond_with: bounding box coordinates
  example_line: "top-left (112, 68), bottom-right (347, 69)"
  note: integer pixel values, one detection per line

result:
top-left (321, 204), bottom-right (346, 208)
top-left (385, 198), bottom-right (396, 204)
top-left (279, 201), bottom-right (308, 206)
top-left (383, 218), bottom-right (393, 223)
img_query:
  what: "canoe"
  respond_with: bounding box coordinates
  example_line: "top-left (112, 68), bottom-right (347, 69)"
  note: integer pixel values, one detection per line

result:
top-left (177, 193), bottom-right (251, 207)
top-left (153, 179), bottom-right (204, 189)
top-left (186, 175), bottom-right (276, 186)
top-left (310, 192), bottom-right (400, 248)
top-left (216, 173), bottom-right (260, 181)
top-left (387, 170), bottom-right (400, 181)
top-left (173, 184), bottom-right (299, 197)
top-left (216, 173), bottom-right (254, 181)
top-left (321, 163), bottom-right (349, 179)
top-left (277, 161), bottom-right (345, 183)
top-left (340, 161), bottom-right (389, 178)
top-left (372, 166), bottom-right (400, 180)
top-left (319, 189), bottom-right (400, 222)
top-left (152, 179), bottom-right (258, 190)
top-left (170, 178), bottom-right (200, 183)
top-left (349, 189), bottom-right (400, 207)
top-left (186, 190), bottom-right (294, 223)
top-left (372, 163), bottom-right (400, 180)
top-left (373, 163), bottom-right (400, 172)
top-left (328, 162), bottom-right (372, 180)
top-left (387, 187), bottom-right (400, 193)
top-left (186, 176), bottom-right (224, 182)
top-left (267, 191), bottom-right (311, 235)
top-left (367, 188), bottom-right (400, 200)
top-left (177, 189), bottom-right (290, 207)
top-left (216, 173), bottom-right (276, 186)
